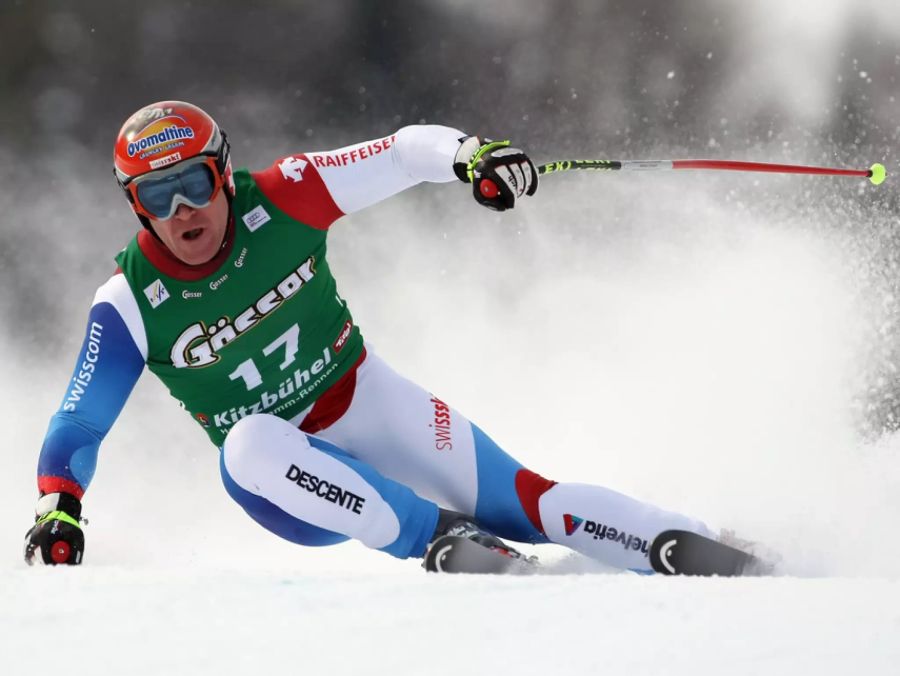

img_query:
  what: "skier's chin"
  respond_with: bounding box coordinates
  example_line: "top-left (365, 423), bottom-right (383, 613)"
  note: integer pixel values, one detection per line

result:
top-left (170, 226), bottom-right (222, 265)
top-left (149, 191), bottom-right (231, 266)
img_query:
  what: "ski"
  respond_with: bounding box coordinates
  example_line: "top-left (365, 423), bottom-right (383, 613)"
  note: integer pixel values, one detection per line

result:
top-left (424, 535), bottom-right (538, 575)
top-left (649, 529), bottom-right (768, 576)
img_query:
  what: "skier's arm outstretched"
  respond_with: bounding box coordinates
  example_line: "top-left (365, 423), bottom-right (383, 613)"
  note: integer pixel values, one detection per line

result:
top-left (251, 125), bottom-right (538, 227)
top-left (25, 274), bottom-right (146, 564)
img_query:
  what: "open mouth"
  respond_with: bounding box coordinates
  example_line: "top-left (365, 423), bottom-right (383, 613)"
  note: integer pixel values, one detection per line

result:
top-left (182, 228), bottom-right (204, 241)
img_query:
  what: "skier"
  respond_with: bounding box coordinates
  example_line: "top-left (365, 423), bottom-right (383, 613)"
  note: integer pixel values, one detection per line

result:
top-left (25, 100), bottom-right (715, 573)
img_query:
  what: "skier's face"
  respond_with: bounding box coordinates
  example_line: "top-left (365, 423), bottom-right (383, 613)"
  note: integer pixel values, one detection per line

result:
top-left (148, 191), bottom-right (230, 265)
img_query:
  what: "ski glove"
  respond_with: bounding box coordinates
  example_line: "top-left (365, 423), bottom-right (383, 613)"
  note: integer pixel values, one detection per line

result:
top-left (24, 492), bottom-right (85, 565)
top-left (453, 137), bottom-right (538, 211)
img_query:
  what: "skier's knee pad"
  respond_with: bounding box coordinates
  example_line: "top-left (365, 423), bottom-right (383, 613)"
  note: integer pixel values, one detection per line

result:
top-left (221, 413), bottom-right (306, 496)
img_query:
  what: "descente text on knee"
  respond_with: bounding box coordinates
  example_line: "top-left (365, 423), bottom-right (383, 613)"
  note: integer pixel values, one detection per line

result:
top-left (284, 464), bottom-right (366, 514)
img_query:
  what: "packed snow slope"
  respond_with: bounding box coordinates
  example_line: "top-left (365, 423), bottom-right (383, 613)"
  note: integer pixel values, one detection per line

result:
top-left (3, 167), bottom-right (899, 674)
top-left (3, 568), bottom-right (898, 676)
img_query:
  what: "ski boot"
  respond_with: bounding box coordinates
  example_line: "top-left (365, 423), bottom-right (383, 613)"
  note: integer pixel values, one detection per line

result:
top-left (423, 510), bottom-right (537, 574)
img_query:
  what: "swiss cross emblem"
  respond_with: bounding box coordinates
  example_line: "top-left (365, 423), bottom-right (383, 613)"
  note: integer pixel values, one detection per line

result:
top-left (279, 156), bottom-right (308, 183)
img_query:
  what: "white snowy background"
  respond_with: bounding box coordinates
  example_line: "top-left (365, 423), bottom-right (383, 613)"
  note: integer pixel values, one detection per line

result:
top-left (2, 1), bottom-right (899, 674)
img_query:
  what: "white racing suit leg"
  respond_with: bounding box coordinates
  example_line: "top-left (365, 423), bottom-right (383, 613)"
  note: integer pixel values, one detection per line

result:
top-left (313, 350), bottom-right (711, 573)
top-left (221, 413), bottom-right (439, 558)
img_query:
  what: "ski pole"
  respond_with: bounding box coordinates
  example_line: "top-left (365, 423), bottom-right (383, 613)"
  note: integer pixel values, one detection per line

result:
top-left (537, 158), bottom-right (887, 185)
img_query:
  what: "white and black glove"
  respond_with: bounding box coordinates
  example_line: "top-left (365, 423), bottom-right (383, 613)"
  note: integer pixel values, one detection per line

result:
top-left (453, 137), bottom-right (538, 211)
top-left (24, 492), bottom-right (85, 565)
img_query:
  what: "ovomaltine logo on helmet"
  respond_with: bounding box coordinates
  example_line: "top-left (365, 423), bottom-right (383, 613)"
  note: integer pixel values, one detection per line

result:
top-left (127, 121), bottom-right (195, 158)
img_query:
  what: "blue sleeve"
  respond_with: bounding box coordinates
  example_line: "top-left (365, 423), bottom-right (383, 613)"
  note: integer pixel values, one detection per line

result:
top-left (37, 300), bottom-right (145, 496)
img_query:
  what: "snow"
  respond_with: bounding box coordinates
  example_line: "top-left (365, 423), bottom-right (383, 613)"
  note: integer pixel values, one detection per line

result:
top-left (4, 151), bottom-right (900, 675)
top-left (2, 566), bottom-right (898, 675)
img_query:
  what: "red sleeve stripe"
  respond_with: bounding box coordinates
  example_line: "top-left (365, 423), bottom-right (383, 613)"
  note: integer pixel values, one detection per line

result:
top-left (252, 155), bottom-right (344, 230)
top-left (38, 476), bottom-right (85, 500)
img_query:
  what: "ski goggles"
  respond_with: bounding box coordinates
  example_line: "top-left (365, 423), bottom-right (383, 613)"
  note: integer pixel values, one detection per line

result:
top-left (125, 155), bottom-right (226, 220)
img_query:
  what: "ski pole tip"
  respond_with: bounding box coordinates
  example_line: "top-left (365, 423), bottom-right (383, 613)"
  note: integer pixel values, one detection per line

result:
top-left (869, 163), bottom-right (887, 186)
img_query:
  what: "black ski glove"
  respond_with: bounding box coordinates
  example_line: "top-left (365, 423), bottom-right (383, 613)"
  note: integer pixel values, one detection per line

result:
top-left (453, 136), bottom-right (538, 211)
top-left (24, 492), bottom-right (85, 565)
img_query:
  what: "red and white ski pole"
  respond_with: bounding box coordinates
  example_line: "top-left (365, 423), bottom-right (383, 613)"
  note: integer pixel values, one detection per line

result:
top-left (537, 158), bottom-right (887, 185)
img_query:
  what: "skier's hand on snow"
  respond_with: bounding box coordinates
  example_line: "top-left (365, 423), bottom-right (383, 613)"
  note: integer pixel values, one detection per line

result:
top-left (453, 137), bottom-right (538, 211)
top-left (24, 492), bottom-right (85, 565)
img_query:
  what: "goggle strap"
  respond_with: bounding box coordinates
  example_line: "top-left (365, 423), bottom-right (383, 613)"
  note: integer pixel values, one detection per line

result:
top-left (215, 132), bottom-right (230, 175)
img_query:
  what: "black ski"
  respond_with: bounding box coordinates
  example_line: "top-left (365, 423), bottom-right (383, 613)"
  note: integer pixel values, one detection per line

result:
top-left (424, 535), bottom-right (538, 574)
top-left (649, 529), bottom-right (767, 576)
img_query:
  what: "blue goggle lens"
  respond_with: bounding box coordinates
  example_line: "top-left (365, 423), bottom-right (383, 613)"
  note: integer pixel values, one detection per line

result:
top-left (136, 163), bottom-right (216, 218)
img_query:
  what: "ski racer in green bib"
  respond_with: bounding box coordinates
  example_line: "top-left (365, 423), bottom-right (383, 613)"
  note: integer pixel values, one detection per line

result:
top-left (25, 100), bottom-right (714, 571)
